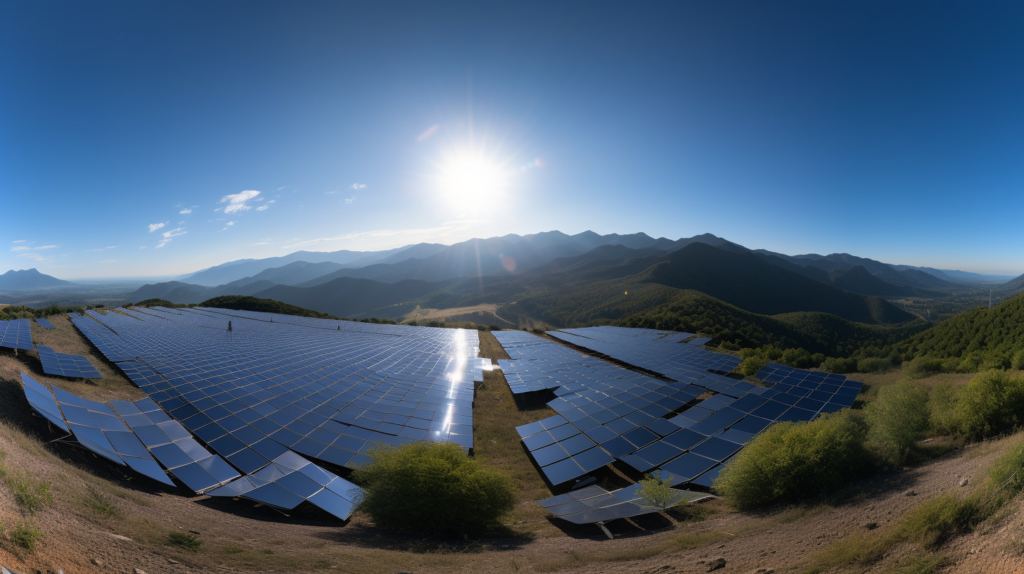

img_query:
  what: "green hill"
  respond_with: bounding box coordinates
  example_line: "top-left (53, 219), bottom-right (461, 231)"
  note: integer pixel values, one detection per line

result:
top-left (613, 290), bottom-right (927, 357)
top-left (883, 291), bottom-right (1024, 368)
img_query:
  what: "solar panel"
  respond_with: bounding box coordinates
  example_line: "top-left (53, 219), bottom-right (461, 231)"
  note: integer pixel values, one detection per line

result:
top-left (67, 307), bottom-right (487, 486)
top-left (19, 373), bottom-right (70, 432)
top-left (207, 450), bottom-right (362, 520)
top-left (36, 318), bottom-right (56, 329)
top-left (540, 482), bottom-right (706, 524)
top-left (686, 337), bottom-right (713, 346)
top-left (0, 319), bottom-right (34, 351)
top-left (497, 328), bottom-right (864, 505)
top-left (47, 385), bottom-right (175, 486)
top-left (37, 345), bottom-right (103, 379)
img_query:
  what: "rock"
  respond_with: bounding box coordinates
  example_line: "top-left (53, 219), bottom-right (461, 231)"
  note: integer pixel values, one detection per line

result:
top-left (960, 477), bottom-right (970, 487)
top-left (904, 489), bottom-right (917, 497)
top-left (707, 558), bottom-right (726, 572)
top-left (91, 559), bottom-right (102, 566)
top-left (134, 569), bottom-right (147, 574)
top-left (168, 559), bottom-right (180, 564)
top-left (864, 522), bottom-right (879, 530)
top-left (751, 569), bottom-right (775, 574)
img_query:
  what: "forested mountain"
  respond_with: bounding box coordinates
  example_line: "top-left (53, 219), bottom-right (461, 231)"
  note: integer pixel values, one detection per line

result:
top-left (0, 268), bottom-right (75, 290)
top-left (755, 250), bottom-right (955, 289)
top-left (254, 277), bottom-right (457, 318)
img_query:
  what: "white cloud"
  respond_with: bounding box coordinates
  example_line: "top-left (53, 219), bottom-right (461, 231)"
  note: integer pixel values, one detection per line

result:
top-left (139, 246), bottom-right (147, 249)
top-left (345, 197), bottom-right (356, 204)
top-left (11, 246), bottom-right (29, 252)
top-left (149, 222), bottom-right (167, 233)
top-left (35, 245), bottom-right (57, 250)
top-left (17, 253), bottom-right (48, 261)
top-left (226, 221), bottom-right (235, 226)
top-left (88, 246), bottom-right (118, 252)
top-left (276, 186), bottom-right (286, 191)
top-left (218, 190), bottom-right (260, 214)
top-left (179, 208), bottom-right (192, 214)
top-left (351, 183), bottom-right (367, 190)
top-left (12, 239), bottom-right (27, 243)
top-left (256, 200), bottom-right (275, 212)
top-left (156, 227), bottom-right (187, 248)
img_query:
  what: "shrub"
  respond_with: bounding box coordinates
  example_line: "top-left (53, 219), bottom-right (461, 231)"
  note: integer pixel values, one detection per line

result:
top-left (949, 370), bottom-right (1024, 440)
top-left (819, 357), bottom-right (858, 374)
top-left (986, 440), bottom-right (1024, 502)
top-left (857, 357), bottom-right (893, 373)
top-left (738, 355), bottom-right (769, 377)
top-left (894, 493), bottom-right (981, 547)
top-left (904, 357), bottom-right (946, 378)
top-left (167, 531), bottom-right (202, 552)
top-left (8, 521), bottom-right (43, 551)
top-left (1013, 349), bottom-right (1024, 370)
top-left (638, 473), bottom-right (676, 509)
top-left (928, 383), bottom-right (959, 436)
top-left (354, 442), bottom-right (516, 535)
top-left (714, 410), bottom-right (872, 509)
top-left (864, 382), bottom-right (930, 467)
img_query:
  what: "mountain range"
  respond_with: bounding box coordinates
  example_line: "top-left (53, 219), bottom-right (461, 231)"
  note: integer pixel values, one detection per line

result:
top-left (0, 268), bottom-right (75, 291)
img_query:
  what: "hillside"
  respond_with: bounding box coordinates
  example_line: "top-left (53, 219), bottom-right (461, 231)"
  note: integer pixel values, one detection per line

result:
top-left (0, 268), bottom-right (74, 290)
top-left (641, 243), bottom-right (914, 324)
top-left (613, 290), bottom-right (928, 356)
top-left (252, 277), bottom-right (456, 318)
top-left (885, 291), bottom-right (1024, 367)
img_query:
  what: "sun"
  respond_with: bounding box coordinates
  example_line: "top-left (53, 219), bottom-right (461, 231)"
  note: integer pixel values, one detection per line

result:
top-left (437, 151), bottom-right (506, 210)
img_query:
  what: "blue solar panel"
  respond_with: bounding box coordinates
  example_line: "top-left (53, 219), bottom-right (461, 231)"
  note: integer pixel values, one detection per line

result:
top-left (499, 328), bottom-right (864, 498)
top-left (0, 319), bottom-right (34, 351)
top-left (19, 373), bottom-right (70, 432)
top-left (36, 318), bottom-right (56, 329)
top-left (37, 345), bottom-right (103, 379)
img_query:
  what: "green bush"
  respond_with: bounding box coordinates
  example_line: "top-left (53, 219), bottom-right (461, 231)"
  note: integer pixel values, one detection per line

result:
top-left (738, 355), bottom-right (769, 377)
top-left (949, 370), bottom-right (1024, 440)
top-left (1012, 349), bottom-right (1024, 370)
top-left (857, 357), bottom-right (893, 373)
top-left (167, 531), bottom-right (202, 552)
top-left (986, 440), bottom-right (1024, 502)
top-left (8, 520), bottom-right (43, 551)
top-left (864, 382), bottom-right (930, 467)
top-left (714, 410), bottom-right (872, 509)
top-left (354, 442), bottom-right (516, 535)
top-left (904, 357), bottom-right (946, 378)
top-left (819, 356), bottom-right (858, 374)
top-left (928, 383), bottom-right (959, 436)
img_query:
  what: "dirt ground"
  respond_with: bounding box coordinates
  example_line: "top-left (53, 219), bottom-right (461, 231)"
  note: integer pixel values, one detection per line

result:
top-left (0, 321), bottom-right (1022, 574)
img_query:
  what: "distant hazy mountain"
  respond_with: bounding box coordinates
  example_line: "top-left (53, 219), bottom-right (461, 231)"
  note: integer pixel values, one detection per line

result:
top-left (889, 265), bottom-right (1016, 285)
top-left (755, 251), bottom-right (955, 290)
top-left (180, 243), bottom-right (446, 286)
top-left (254, 277), bottom-right (456, 318)
top-left (0, 268), bottom-right (75, 290)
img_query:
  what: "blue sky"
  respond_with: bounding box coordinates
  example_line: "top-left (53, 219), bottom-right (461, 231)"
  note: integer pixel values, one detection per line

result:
top-left (2, 0), bottom-right (1022, 279)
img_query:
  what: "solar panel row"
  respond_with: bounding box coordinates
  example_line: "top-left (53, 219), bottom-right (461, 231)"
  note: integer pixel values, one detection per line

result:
top-left (37, 345), bottom-right (103, 379)
top-left (538, 483), bottom-right (706, 524)
top-left (36, 318), bottom-right (56, 329)
top-left (0, 318), bottom-right (33, 351)
top-left (494, 327), bottom-right (864, 522)
top-left (18, 374), bottom-right (364, 520)
top-left (60, 307), bottom-right (487, 520)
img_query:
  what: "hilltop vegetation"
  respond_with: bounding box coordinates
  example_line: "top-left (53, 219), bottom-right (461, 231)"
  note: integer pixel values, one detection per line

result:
top-left (199, 296), bottom-right (341, 319)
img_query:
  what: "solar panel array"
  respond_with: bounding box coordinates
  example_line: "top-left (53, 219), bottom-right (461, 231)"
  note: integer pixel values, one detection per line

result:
top-left (539, 483), bottom-right (706, 524)
top-left (495, 327), bottom-right (864, 520)
top-left (0, 318), bottom-right (33, 351)
top-left (37, 345), bottom-right (103, 379)
top-left (18, 374), bottom-right (364, 520)
top-left (549, 326), bottom-right (742, 382)
top-left (44, 381), bottom-right (177, 486)
top-left (36, 318), bottom-right (56, 329)
top-left (56, 307), bottom-right (487, 520)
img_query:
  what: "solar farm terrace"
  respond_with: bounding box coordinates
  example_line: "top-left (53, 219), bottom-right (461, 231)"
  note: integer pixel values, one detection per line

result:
top-left (19, 306), bottom-right (490, 521)
top-left (494, 327), bottom-right (861, 524)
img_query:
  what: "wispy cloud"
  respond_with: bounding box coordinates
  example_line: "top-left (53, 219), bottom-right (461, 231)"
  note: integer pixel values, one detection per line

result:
top-left (276, 186), bottom-right (286, 191)
top-left (12, 240), bottom-right (27, 244)
top-left (149, 222), bottom-right (167, 233)
top-left (35, 245), bottom-right (56, 250)
top-left (345, 197), bottom-right (356, 204)
top-left (351, 183), bottom-right (367, 190)
top-left (87, 246), bottom-right (118, 252)
top-left (139, 246), bottom-right (147, 249)
top-left (11, 246), bottom-right (30, 252)
top-left (155, 227), bottom-right (187, 248)
top-left (17, 253), bottom-right (49, 262)
top-left (179, 208), bottom-right (192, 214)
top-left (255, 199), bottom-right (276, 212)
top-left (217, 190), bottom-right (260, 214)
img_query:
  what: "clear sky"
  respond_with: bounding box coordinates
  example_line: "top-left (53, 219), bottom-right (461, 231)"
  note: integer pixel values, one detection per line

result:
top-left (2, 0), bottom-right (1022, 279)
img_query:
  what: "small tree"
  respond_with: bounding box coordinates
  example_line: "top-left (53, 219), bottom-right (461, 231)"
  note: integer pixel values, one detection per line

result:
top-left (353, 442), bottom-right (516, 535)
top-left (638, 472), bottom-right (676, 509)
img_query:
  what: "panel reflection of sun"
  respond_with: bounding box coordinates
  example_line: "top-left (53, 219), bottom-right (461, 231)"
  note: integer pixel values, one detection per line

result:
top-left (438, 152), bottom-right (505, 209)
